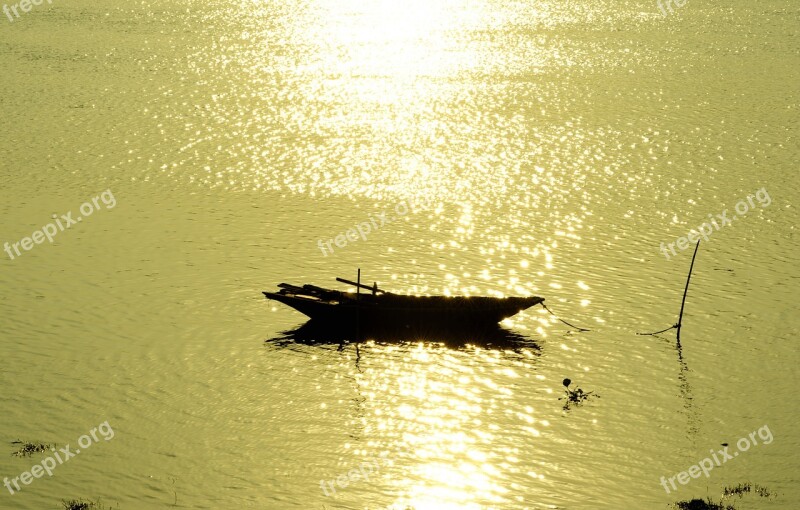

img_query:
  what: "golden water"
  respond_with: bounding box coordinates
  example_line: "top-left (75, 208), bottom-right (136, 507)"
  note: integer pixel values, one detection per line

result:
top-left (0, 0), bottom-right (797, 508)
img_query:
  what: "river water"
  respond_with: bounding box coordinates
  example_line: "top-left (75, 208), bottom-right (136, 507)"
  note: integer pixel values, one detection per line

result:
top-left (0, 0), bottom-right (797, 509)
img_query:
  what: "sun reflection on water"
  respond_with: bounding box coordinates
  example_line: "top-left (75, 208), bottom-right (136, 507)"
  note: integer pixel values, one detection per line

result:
top-left (141, 0), bottom-right (603, 316)
top-left (350, 342), bottom-right (546, 508)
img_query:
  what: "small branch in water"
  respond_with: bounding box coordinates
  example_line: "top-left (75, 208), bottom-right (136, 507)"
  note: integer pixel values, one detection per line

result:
top-left (638, 324), bottom-right (679, 336)
top-left (540, 303), bottom-right (590, 332)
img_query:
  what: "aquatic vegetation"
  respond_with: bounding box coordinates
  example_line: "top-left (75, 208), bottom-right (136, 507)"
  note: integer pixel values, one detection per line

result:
top-left (10, 440), bottom-right (54, 457)
top-left (560, 378), bottom-right (599, 409)
top-left (675, 482), bottom-right (776, 510)
top-left (62, 500), bottom-right (95, 510)
top-left (674, 498), bottom-right (734, 510)
top-left (61, 499), bottom-right (118, 510)
top-left (723, 482), bottom-right (772, 498)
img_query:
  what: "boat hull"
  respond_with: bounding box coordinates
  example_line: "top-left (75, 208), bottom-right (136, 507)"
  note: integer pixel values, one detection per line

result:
top-left (264, 291), bottom-right (544, 329)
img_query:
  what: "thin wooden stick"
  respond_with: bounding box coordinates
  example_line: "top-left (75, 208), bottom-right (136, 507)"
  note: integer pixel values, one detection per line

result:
top-left (676, 240), bottom-right (700, 345)
top-left (337, 277), bottom-right (386, 294)
top-left (356, 268), bottom-right (360, 342)
top-left (638, 240), bottom-right (700, 340)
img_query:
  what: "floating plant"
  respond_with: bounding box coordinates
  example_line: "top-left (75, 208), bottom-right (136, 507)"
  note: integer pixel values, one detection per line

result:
top-left (10, 440), bottom-right (55, 457)
top-left (674, 498), bottom-right (734, 510)
top-left (560, 378), bottom-right (599, 409)
top-left (675, 483), bottom-right (776, 510)
top-left (62, 500), bottom-right (95, 510)
top-left (61, 499), bottom-right (118, 510)
top-left (722, 482), bottom-right (773, 498)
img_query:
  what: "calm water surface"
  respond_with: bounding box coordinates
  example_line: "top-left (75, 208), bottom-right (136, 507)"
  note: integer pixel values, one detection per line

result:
top-left (0, 0), bottom-right (798, 508)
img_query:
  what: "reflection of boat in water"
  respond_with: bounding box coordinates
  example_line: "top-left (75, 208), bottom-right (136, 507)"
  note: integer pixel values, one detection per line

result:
top-left (263, 277), bottom-right (544, 330)
top-left (268, 319), bottom-right (540, 350)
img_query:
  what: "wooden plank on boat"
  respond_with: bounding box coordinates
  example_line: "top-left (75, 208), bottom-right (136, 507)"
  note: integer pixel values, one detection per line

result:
top-left (336, 277), bottom-right (386, 294)
top-left (278, 283), bottom-right (307, 293)
top-left (302, 284), bottom-right (344, 299)
top-left (278, 283), bottom-right (326, 299)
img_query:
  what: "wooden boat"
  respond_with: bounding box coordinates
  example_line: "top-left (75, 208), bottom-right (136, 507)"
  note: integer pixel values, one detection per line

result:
top-left (263, 277), bottom-right (544, 329)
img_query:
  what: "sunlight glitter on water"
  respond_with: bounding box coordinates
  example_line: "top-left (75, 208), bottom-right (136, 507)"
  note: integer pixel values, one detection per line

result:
top-left (0, 0), bottom-right (797, 508)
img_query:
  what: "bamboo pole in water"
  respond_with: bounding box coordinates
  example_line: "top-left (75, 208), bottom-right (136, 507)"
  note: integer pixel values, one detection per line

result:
top-left (355, 268), bottom-right (360, 342)
top-left (676, 240), bottom-right (700, 345)
top-left (638, 240), bottom-right (701, 343)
